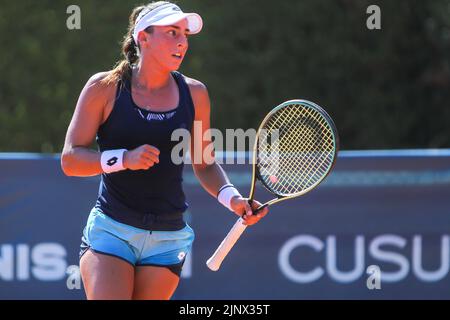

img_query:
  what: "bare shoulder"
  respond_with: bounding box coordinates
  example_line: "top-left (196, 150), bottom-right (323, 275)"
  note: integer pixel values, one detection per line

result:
top-left (74, 71), bottom-right (120, 125)
top-left (185, 76), bottom-right (209, 97)
top-left (184, 76), bottom-right (210, 111)
top-left (79, 71), bottom-right (118, 113)
top-left (89, 71), bottom-right (111, 83)
top-left (84, 71), bottom-right (117, 96)
top-left (184, 76), bottom-right (207, 90)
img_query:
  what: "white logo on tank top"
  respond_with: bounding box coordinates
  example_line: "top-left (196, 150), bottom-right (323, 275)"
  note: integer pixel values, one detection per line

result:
top-left (136, 109), bottom-right (177, 122)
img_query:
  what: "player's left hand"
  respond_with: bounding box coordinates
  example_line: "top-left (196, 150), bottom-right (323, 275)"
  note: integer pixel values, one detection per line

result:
top-left (230, 197), bottom-right (269, 226)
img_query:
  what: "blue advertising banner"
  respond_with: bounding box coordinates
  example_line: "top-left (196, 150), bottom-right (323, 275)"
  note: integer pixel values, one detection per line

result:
top-left (0, 150), bottom-right (449, 299)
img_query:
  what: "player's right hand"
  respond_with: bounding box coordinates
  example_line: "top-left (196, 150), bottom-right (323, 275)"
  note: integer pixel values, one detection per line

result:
top-left (123, 144), bottom-right (160, 170)
top-left (230, 197), bottom-right (269, 226)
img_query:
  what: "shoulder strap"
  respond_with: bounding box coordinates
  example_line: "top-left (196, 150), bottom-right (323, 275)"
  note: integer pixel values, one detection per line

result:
top-left (172, 71), bottom-right (196, 121)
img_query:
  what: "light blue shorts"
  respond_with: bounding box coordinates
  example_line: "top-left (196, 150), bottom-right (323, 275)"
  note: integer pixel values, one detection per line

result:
top-left (79, 208), bottom-right (194, 274)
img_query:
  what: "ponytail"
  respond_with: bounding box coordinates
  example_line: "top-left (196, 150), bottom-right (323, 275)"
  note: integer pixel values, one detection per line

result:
top-left (102, 2), bottom-right (171, 85)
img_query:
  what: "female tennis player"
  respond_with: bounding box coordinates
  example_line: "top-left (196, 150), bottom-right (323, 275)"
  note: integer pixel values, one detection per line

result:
top-left (61, 1), bottom-right (269, 300)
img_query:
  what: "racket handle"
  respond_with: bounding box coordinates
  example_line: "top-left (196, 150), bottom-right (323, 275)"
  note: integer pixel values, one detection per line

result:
top-left (206, 217), bottom-right (248, 271)
top-left (252, 203), bottom-right (268, 214)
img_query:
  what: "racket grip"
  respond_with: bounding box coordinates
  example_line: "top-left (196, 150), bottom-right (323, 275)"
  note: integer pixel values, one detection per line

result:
top-left (206, 217), bottom-right (248, 271)
top-left (252, 203), bottom-right (268, 215)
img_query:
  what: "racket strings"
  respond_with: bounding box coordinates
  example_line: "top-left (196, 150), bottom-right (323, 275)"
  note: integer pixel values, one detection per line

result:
top-left (271, 109), bottom-right (334, 193)
top-left (260, 129), bottom-right (330, 193)
top-left (269, 114), bottom-right (327, 192)
top-left (273, 111), bottom-right (333, 193)
top-left (280, 107), bottom-right (333, 189)
top-left (257, 104), bottom-right (335, 196)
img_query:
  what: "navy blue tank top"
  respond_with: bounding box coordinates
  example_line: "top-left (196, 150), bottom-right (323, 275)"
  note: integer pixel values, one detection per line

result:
top-left (95, 71), bottom-right (195, 231)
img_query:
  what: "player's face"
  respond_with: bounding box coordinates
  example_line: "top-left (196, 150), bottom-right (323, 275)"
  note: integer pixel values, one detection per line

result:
top-left (139, 19), bottom-right (190, 71)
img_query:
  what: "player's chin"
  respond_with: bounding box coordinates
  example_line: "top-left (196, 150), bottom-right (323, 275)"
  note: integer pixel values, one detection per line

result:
top-left (167, 58), bottom-right (184, 70)
top-left (169, 63), bottom-right (182, 71)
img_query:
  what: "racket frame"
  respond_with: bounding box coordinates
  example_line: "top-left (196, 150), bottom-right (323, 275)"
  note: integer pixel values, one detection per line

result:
top-left (249, 99), bottom-right (339, 207)
top-left (207, 99), bottom-right (339, 271)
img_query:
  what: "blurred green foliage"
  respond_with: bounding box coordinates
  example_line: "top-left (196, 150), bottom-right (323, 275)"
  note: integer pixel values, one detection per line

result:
top-left (0, 0), bottom-right (449, 152)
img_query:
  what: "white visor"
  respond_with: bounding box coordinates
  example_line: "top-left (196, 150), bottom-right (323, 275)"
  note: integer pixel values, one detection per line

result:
top-left (133, 3), bottom-right (203, 43)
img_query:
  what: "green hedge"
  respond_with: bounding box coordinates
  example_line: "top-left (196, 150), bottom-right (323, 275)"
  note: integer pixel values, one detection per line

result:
top-left (0, 0), bottom-right (449, 152)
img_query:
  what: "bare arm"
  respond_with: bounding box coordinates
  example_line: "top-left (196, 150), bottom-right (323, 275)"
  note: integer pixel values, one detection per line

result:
top-left (187, 79), bottom-right (230, 197)
top-left (61, 72), bottom-right (113, 177)
top-left (187, 78), bottom-right (268, 225)
top-left (61, 72), bottom-right (160, 177)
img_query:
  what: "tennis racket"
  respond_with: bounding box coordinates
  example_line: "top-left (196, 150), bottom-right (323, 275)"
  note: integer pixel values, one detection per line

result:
top-left (206, 99), bottom-right (339, 271)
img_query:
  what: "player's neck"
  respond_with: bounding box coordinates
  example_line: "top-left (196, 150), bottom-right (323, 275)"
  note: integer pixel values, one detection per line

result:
top-left (133, 60), bottom-right (172, 91)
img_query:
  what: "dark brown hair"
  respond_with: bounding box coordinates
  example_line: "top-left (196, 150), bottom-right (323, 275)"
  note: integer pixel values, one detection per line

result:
top-left (101, 1), bottom-right (171, 85)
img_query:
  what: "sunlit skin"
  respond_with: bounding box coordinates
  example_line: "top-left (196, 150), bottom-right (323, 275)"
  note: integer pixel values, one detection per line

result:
top-left (133, 20), bottom-right (190, 91)
top-left (62, 15), bottom-right (268, 300)
top-left (130, 18), bottom-right (269, 225)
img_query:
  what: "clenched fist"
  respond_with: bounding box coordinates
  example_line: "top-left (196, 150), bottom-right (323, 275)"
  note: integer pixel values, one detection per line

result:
top-left (123, 144), bottom-right (160, 170)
